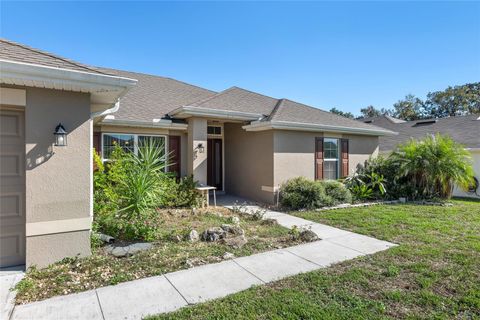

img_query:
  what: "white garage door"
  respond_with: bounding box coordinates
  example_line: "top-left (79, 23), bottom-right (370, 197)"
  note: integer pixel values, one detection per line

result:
top-left (0, 108), bottom-right (26, 267)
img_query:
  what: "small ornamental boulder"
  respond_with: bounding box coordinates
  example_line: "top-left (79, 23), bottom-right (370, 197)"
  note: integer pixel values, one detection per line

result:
top-left (221, 224), bottom-right (245, 236)
top-left (106, 243), bottom-right (153, 258)
top-left (188, 230), bottom-right (200, 242)
top-left (222, 252), bottom-right (235, 260)
top-left (201, 227), bottom-right (227, 242)
top-left (231, 216), bottom-right (240, 224)
top-left (299, 229), bottom-right (318, 242)
top-left (223, 235), bottom-right (248, 249)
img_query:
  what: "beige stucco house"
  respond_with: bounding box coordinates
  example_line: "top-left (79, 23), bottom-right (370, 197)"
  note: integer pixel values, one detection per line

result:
top-left (0, 39), bottom-right (394, 268)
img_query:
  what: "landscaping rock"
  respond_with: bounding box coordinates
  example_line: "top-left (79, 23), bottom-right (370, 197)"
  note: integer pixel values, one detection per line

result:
top-left (105, 242), bottom-right (153, 258)
top-left (262, 218), bottom-right (278, 226)
top-left (223, 235), bottom-right (248, 249)
top-left (221, 224), bottom-right (245, 236)
top-left (299, 229), bottom-right (318, 242)
top-left (188, 230), bottom-right (200, 242)
top-left (201, 227), bottom-right (226, 242)
top-left (231, 216), bottom-right (240, 224)
top-left (222, 252), bottom-right (235, 260)
top-left (97, 233), bottom-right (115, 244)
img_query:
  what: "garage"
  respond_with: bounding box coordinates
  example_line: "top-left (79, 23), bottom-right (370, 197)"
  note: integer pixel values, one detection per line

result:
top-left (0, 108), bottom-right (25, 267)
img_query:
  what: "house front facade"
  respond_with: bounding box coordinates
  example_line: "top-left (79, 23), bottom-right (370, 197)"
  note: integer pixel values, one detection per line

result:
top-left (0, 39), bottom-right (393, 268)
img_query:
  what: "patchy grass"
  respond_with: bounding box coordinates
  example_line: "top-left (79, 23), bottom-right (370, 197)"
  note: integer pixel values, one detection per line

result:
top-left (150, 199), bottom-right (480, 320)
top-left (15, 207), bottom-right (301, 304)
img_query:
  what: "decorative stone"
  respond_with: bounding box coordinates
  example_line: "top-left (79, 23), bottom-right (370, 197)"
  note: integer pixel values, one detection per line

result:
top-left (231, 216), bottom-right (240, 224)
top-left (105, 243), bottom-right (153, 258)
top-left (222, 252), bottom-right (235, 260)
top-left (223, 235), bottom-right (248, 249)
top-left (221, 224), bottom-right (245, 236)
top-left (201, 227), bottom-right (226, 242)
top-left (188, 230), bottom-right (199, 242)
top-left (262, 218), bottom-right (278, 225)
top-left (299, 230), bottom-right (318, 242)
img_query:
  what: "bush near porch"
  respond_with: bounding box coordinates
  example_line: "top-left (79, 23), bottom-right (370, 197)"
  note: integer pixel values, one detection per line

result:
top-left (280, 134), bottom-right (475, 210)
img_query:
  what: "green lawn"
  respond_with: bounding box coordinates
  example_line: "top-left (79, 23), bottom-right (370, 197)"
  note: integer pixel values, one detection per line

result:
top-left (150, 199), bottom-right (480, 320)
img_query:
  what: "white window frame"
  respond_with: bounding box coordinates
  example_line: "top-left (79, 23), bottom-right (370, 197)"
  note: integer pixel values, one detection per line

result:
top-left (323, 137), bottom-right (340, 180)
top-left (101, 133), bottom-right (168, 164)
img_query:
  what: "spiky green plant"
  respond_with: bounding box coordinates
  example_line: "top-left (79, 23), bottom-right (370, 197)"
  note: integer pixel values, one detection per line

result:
top-left (117, 137), bottom-right (169, 216)
top-left (390, 134), bottom-right (474, 199)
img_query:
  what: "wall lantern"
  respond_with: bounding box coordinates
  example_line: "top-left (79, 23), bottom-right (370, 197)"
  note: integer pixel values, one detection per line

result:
top-left (196, 143), bottom-right (205, 153)
top-left (54, 123), bottom-right (67, 146)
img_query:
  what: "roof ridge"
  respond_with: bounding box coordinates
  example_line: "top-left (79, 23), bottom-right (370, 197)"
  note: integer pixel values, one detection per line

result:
top-left (229, 86), bottom-right (278, 101)
top-left (266, 98), bottom-right (285, 121)
top-left (0, 38), bottom-right (107, 75)
top-left (99, 67), bottom-right (217, 94)
top-left (189, 86), bottom-right (238, 107)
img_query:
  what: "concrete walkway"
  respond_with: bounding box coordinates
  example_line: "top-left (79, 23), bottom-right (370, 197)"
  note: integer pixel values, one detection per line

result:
top-left (8, 199), bottom-right (396, 320)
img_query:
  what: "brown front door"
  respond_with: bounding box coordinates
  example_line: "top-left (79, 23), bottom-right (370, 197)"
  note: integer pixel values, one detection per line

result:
top-left (207, 138), bottom-right (222, 190)
top-left (0, 108), bottom-right (26, 267)
top-left (168, 135), bottom-right (181, 177)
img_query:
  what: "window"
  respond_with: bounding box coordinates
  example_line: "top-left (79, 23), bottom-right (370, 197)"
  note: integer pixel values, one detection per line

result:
top-left (102, 133), bottom-right (166, 161)
top-left (323, 138), bottom-right (339, 180)
top-left (102, 134), bottom-right (134, 159)
top-left (207, 125), bottom-right (222, 136)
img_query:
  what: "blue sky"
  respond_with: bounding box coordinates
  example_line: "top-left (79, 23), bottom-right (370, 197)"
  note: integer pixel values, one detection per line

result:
top-left (1, 1), bottom-right (479, 115)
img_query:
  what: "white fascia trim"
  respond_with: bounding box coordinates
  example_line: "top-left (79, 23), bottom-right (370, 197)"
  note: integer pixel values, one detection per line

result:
top-left (243, 120), bottom-right (398, 136)
top-left (0, 59), bottom-right (137, 92)
top-left (101, 118), bottom-right (188, 131)
top-left (168, 105), bottom-right (264, 121)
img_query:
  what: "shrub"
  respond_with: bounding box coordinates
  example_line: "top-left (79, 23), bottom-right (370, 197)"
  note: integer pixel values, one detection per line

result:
top-left (318, 180), bottom-right (352, 205)
top-left (280, 177), bottom-right (330, 210)
top-left (94, 211), bottom-right (159, 241)
top-left (390, 134), bottom-right (474, 199)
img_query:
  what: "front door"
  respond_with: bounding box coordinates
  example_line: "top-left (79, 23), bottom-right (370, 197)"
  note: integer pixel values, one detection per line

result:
top-left (207, 138), bottom-right (222, 190)
top-left (0, 108), bottom-right (26, 267)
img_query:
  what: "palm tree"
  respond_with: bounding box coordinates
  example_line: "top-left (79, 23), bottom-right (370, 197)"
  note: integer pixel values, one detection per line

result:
top-left (390, 134), bottom-right (474, 199)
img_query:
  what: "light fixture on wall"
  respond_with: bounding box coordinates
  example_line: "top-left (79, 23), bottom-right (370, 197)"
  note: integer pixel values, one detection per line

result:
top-left (54, 123), bottom-right (67, 146)
top-left (196, 143), bottom-right (205, 153)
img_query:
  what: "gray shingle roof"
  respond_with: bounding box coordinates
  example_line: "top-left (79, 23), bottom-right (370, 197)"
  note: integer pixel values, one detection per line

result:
top-left (190, 86), bottom-right (278, 116)
top-left (361, 114), bottom-right (480, 150)
top-left (271, 99), bottom-right (391, 132)
top-left (0, 37), bottom-right (399, 135)
top-left (0, 38), bottom-right (106, 74)
top-left (361, 115), bottom-right (406, 127)
top-left (99, 68), bottom-right (216, 122)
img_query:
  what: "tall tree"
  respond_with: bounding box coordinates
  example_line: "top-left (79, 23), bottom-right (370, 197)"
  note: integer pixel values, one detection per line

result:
top-left (360, 105), bottom-right (382, 118)
top-left (392, 94), bottom-right (426, 121)
top-left (329, 107), bottom-right (354, 119)
top-left (425, 82), bottom-right (480, 118)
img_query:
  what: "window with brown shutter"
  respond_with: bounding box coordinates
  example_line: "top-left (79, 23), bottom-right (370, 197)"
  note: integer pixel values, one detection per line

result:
top-left (340, 139), bottom-right (349, 178)
top-left (168, 135), bottom-right (181, 177)
top-left (315, 137), bottom-right (324, 180)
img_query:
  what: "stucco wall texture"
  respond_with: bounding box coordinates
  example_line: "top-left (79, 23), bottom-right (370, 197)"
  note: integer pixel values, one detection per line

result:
top-left (25, 87), bottom-right (92, 267)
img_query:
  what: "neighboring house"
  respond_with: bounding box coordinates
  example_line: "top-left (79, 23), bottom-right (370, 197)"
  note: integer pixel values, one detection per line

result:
top-left (0, 38), bottom-right (394, 268)
top-left (360, 114), bottom-right (480, 198)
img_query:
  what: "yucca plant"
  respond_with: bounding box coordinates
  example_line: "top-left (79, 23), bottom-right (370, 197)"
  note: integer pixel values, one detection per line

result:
top-left (117, 138), bottom-right (170, 217)
top-left (390, 134), bottom-right (474, 199)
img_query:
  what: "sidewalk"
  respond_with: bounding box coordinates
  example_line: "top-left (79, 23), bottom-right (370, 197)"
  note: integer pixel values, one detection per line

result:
top-left (9, 203), bottom-right (396, 320)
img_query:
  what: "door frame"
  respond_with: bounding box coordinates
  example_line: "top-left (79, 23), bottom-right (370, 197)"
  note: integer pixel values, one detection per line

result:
top-left (207, 138), bottom-right (223, 191)
top-left (207, 123), bottom-right (225, 192)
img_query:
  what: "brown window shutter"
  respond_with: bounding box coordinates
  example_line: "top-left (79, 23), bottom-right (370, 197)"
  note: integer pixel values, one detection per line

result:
top-left (341, 139), bottom-right (349, 178)
top-left (168, 135), bottom-right (181, 177)
top-left (315, 137), bottom-right (324, 180)
top-left (93, 132), bottom-right (101, 154)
